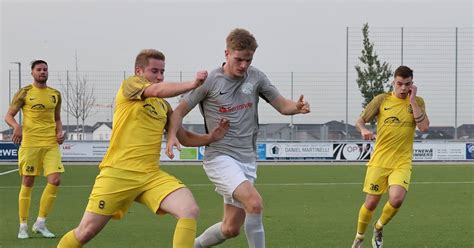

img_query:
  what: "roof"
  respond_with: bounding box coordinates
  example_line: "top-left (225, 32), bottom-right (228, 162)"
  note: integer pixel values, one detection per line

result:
top-left (92, 122), bottom-right (113, 130)
top-left (1, 129), bottom-right (13, 135)
top-left (63, 125), bottom-right (95, 133)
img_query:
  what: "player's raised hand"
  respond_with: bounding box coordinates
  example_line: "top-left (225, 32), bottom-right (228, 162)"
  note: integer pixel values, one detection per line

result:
top-left (193, 70), bottom-right (208, 89)
top-left (409, 84), bottom-right (418, 103)
top-left (296, 95), bottom-right (310, 114)
top-left (166, 135), bottom-right (181, 159)
top-left (209, 118), bottom-right (230, 142)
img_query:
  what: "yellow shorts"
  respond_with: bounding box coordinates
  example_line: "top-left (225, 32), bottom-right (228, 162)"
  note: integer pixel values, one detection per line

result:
top-left (18, 146), bottom-right (64, 176)
top-left (363, 166), bottom-right (411, 195)
top-left (86, 167), bottom-right (186, 219)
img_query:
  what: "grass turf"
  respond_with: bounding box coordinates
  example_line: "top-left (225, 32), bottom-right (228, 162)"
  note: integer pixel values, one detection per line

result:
top-left (0, 163), bottom-right (472, 247)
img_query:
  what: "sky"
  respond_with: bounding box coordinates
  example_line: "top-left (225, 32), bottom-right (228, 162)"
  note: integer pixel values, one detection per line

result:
top-left (1, 0), bottom-right (473, 130)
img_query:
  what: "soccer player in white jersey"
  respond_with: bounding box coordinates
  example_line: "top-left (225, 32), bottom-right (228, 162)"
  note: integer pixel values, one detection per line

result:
top-left (166, 28), bottom-right (311, 248)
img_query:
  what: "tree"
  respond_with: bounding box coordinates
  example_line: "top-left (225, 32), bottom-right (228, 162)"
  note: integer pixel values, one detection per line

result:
top-left (355, 23), bottom-right (393, 108)
top-left (61, 53), bottom-right (96, 140)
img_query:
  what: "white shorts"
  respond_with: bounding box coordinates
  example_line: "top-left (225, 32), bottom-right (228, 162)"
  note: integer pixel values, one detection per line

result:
top-left (203, 155), bottom-right (257, 208)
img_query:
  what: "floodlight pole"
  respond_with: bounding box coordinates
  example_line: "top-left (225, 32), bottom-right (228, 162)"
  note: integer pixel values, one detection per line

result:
top-left (10, 62), bottom-right (22, 125)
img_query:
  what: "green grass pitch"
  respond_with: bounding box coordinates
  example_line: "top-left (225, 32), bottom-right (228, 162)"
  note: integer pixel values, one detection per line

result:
top-left (0, 163), bottom-right (473, 247)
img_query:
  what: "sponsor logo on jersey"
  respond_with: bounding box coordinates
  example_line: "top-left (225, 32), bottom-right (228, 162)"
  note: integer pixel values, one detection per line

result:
top-left (31, 104), bottom-right (46, 110)
top-left (384, 116), bottom-right (400, 124)
top-left (218, 102), bottom-right (253, 113)
top-left (143, 103), bottom-right (158, 117)
top-left (383, 116), bottom-right (415, 127)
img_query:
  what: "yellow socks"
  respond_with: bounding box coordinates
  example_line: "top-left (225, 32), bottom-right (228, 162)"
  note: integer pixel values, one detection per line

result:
top-left (57, 219), bottom-right (196, 248)
top-left (19, 185), bottom-right (32, 223)
top-left (57, 230), bottom-right (82, 248)
top-left (173, 218), bottom-right (197, 248)
top-left (376, 202), bottom-right (399, 229)
top-left (356, 204), bottom-right (374, 236)
top-left (39, 183), bottom-right (58, 218)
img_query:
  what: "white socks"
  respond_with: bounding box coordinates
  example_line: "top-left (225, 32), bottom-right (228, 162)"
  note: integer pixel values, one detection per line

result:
top-left (194, 222), bottom-right (226, 248)
top-left (244, 213), bottom-right (265, 248)
top-left (195, 213), bottom-right (266, 248)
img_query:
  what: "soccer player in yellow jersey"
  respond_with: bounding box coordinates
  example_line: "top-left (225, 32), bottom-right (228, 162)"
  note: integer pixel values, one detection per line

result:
top-left (5, 60), bottom-right (65, 239)
top-left (351, 66), bottom-right (430, 248)
top-left (57, 49), bottom-right (229, 248)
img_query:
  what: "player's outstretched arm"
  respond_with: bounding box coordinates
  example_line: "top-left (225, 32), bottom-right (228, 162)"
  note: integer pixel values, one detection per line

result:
top-left (177, 118), bottom-right (229, 147)
top-left (270, 94), bottom-right (310, 115)
top-left (165, 109), bottom-right (228, 159)
top-left (143, 70), bottom-right (207, 98)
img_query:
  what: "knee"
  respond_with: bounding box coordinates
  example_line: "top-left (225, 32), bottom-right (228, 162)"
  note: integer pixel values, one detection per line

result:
top-left (221, 224), bottom-right (240, 238)
top-left (22, 177), bottom-right (35, 187)
top-left (47, 175), bottom-right (61, 186)
top-left (177, 203), bottom-right (200, 219)
top-left (75, 227), bottom-right (97, 244)
top-left (244, 196), bottom-right (263, 214)
top-left (364, 199), bottom-right (379, 211)
top-left (48, 178), bottom-right (61, 186)
top-left (389, 197), bottom-right (404, 208)
top-left (187, 203), bottom-right (200, 218)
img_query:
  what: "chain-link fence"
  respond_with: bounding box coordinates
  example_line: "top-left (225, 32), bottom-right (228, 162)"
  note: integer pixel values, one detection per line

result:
top-left (347, 27), bottom-right (473, 139)
top-left (5, 27), bottom-right (473, 140)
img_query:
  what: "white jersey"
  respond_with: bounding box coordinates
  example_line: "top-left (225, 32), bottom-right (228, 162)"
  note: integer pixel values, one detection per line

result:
top-left (183, 66), bottom-right (280, 162)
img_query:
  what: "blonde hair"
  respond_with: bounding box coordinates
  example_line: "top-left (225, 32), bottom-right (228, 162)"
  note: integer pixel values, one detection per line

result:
top-left (226, 28), bottom-right (258, 51)
top-left (135, 49), bottom-right (165, 69)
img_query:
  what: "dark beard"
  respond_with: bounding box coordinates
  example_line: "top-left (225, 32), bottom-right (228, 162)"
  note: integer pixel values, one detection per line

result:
top-left (36, 78), bottom-right (48, 84)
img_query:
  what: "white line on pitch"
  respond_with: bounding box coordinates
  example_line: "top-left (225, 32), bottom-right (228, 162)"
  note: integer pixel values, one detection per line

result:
top-left (0, 169), bottom-right (18, 176)
top-left (0, 181), bottom-right (472, 189)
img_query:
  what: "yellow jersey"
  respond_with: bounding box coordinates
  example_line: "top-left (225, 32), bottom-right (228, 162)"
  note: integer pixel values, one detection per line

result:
top-left (361, 92), bottom-right (426, 169)
top-left (10, 84), bottom-right (61, 147)
top-left (99, 76), bottom-right (171, 173)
